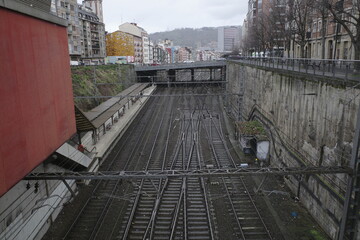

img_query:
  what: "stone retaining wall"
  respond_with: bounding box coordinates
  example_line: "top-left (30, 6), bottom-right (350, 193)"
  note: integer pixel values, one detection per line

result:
top-left (226, 61), bottom-right (360, 239)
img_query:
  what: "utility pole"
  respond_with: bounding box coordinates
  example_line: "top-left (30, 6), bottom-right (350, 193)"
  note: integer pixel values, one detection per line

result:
top-left (338, 104), bottom-right (360, 240)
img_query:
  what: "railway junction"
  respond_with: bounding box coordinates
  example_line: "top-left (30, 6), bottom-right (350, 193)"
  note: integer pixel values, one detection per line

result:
top-left (23, 61), bottom-right (360, 240)
top-left (39, 85), bottom-right (351, 240)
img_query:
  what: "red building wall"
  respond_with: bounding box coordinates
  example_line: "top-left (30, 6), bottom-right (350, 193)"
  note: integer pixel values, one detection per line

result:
top-left (0, 8), bottom-right (76, 196)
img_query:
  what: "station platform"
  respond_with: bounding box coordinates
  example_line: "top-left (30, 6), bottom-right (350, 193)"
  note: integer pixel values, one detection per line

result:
top-left (81, 86), bottom-right (156, 159)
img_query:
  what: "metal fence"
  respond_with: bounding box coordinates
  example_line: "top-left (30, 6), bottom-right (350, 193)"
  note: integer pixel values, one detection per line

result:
top-left (233, 57), bottom-right (360, 82)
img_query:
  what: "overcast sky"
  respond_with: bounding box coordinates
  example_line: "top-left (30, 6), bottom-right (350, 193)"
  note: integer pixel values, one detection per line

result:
top-left (100, 0), bottom-right (248, 34)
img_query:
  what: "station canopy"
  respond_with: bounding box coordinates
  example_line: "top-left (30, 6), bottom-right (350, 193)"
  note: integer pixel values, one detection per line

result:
top-left (75, 83), bottom-right (149, 132)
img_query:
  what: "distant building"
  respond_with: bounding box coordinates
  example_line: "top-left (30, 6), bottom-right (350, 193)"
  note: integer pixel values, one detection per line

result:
top-left (241, 19), bottom-right (248, 52)
top-left (82, 0), bottom-right (103, 22)
top-left (152, 39), bottom-right (175, 64)
top-left (153, 44), bottom-right (170, 64)
top-left (196, 50), bottom-right (220, 61)
top-left (166, 48), bottom-right (173, 63)
top-left (142, 34), bottom-right (151, 64)
top-left (286, 0), bottom-right (355, 60)
top-left (53, 0), bottom-right (82, 60)
top-left (52, 0), bottom-right (106, 64)
top-left (118, 22), bottom-right (150, 64)
top-left (176, 47), bottom-right (192, 62)
top-left (149, 41), bottom-right (154, 64)
top-left (106, 31), bottom-right (135, 61)
top-left (78, 4), bottom-right (106, 64)
top-left (217, 26), bottom-right (241, 52)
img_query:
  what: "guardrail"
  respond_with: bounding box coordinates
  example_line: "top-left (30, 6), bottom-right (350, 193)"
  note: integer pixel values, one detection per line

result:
top-left (135, 60), bottom-right (226, 71)
top-left (233, 57), bottom-right (360, 82)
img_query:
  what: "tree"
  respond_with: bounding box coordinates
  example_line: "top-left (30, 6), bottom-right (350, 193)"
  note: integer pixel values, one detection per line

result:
top-left (242, 0), bottom-right (287, 57)
top-left (262, 0), bottom-right (288, 56)
top-left (106, 31), bottom-right (135, 56)
top-left (325, 0), bottom-right (360, 70)
top-left (288, 0), bottom-right (315, 58)
top-left (311, 0), bottom-right (331, 59)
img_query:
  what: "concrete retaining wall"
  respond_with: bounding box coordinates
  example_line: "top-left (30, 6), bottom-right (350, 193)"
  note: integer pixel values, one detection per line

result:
top-left (226, 61), bottom-right (360, 239)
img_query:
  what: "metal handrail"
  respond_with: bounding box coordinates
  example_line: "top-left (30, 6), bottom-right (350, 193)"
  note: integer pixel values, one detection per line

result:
top-left (232, 57), bottom-right (360, 82)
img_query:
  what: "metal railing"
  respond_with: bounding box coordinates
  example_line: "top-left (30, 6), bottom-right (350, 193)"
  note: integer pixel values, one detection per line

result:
top-left (233, 57), bottom-right (360, 82)
top-left (135, 60), bottom-right (226, 71)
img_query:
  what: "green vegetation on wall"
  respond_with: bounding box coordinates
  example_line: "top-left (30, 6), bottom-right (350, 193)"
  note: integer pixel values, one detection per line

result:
top-left (71, 64), bottom-right (136, 111)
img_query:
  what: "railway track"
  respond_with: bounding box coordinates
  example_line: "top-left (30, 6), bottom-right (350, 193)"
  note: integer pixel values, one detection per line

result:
top-left (59, 86), bottom-right (277, 240)
top-left (118, 97), bottom-right (216, 239)
top-left (202, 109), bottom-right (272, 240)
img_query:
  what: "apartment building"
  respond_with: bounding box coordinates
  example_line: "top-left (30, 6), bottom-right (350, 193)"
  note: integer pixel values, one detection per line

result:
top-left (52, 0), bottom-right (106, 64)
top-left (244, 0), bottom-right (357, 60)
top-left (142, 34), bottom-right (151, 64)
top-left (244, 0), bottom-right (286, 56)
top-left (289, 0), bottom-right (356, 60)
top-left (176, 47), bottom-right (192, 62)
top-left (78, 4), bottom-right (106, 65)
top-left (82, 0), bottom-right (103, 22)
top-left (153, 44), bottom-right (170, 64)
top-left (53, 0), bottom-right (81, 60)
top-left (118, 22), bottom-right (151, 64)
top-left (196, 49), bottom-right (220, 61)
top-left (218, 26), bottom-right (241, 52)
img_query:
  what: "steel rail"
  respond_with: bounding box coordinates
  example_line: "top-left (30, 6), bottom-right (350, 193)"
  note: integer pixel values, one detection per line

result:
top-left (62, 95), bottom-right (160, 239)
top-left (164, 111), bottom-right (191, 239)
top-left (217, 113), bottom-right (273, 239)
top-left (204, 114), bottom-right (247, 239)
top-left (90, 94), bottom-right (168, 239)
top-left (181, 111), bottom-right (196, 240)
top-left (182, 111), bottom-right (212, 240)
top-left (206, 108), bottom-right (273, 239)
top-left (170, 178), bottom-right (185, 239)
top-left (183, 117), bottom-right (203, 239)
top-left (195, 126), bottom-right (216, 240)
top-left (122, 96), bottom-right (168, 239)
top-left (124, 95), bottom-right (187, 239)
top-left (148, 110), bottom-right (175, 239)
top-left (142, 111), bottom-right (177, 239)
top-left (105, 95), bottom-right (164, 239)
top-left (240, 176), bottom-right (273, 238)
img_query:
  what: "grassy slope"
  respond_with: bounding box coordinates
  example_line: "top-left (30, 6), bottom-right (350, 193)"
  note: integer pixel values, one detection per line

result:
top-left (71, 64), bottom-right (136, 111)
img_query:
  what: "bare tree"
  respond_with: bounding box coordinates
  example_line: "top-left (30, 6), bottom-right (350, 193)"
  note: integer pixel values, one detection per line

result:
top-left (325, 0), bottom-right (360, 70)
top-left (244, 0), bottom-right (287, 57)
top-left (265, 0), bottom-right (287, 56)
top-left (313, 0), bottom-right (330, 59)
top-left (288, 0), bottom-right (314, 58)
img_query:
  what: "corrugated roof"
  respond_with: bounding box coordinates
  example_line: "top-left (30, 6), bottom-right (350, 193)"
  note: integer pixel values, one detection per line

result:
top-left (84, 83), bottom-right (149, 129)
top-left (75, 106), bottom-right (96, 132)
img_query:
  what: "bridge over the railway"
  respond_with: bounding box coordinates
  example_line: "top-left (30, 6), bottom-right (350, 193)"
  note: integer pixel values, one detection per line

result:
top-left (135, 60), bottom-right (227, 84)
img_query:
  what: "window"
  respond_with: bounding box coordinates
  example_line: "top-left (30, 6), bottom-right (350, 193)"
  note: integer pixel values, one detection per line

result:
top-left (343, 42), bottom-right (348, 59)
